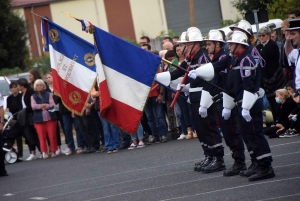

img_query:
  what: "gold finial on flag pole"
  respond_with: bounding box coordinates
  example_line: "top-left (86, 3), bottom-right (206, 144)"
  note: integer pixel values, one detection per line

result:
top-left (61, 11), bottom-right (81, 22)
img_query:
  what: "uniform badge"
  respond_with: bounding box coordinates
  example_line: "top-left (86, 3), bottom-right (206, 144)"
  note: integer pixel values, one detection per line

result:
top-left (84, 53), bottom-right (95, 66)
top-left (49, 29), bottom-right (60, 43)
top-left (185, 32), bottom-right (189, 41)
top-left (244, 70), bottom-right (251, 77)
top-left (69, 91), bottom-right (81, 105)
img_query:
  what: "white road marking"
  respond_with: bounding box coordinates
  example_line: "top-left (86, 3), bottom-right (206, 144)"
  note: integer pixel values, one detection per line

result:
top-left (4, 140), bottom-right (300, 197)
top-left (83, 163), bottom-right (300, 201)
top-left (160, 177), bottom-right (300, 201)
top-left (256, 193), bottom-right (300, 201)
top-left (3, 193), bottom-right (14, 196)
top-left (30, 197), bottom-right (47, 200)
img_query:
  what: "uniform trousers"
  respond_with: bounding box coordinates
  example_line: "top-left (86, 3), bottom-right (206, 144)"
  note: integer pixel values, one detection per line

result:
top-left (238, 110), bottom-right (273, 167)
top-left (215, 102), bottom-right (245, 161)
top-left (191, 101), bottom-right (224, 157)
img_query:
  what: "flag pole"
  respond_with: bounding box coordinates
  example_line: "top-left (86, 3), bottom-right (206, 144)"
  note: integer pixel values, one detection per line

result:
top-left (161, 58), bottom-right (230, 96)
top-left (30, 12), bottom-right (49, 20)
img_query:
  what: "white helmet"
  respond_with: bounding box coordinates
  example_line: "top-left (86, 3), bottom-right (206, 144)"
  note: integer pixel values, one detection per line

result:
top-left (229, 20), bottom-right (253, 36)
top-left (203, 29), bottom-right (224, 43)
top-left (176, 32), bottom-right (188, 43)
top-left (186, 27), bottom-right (203, 42)
top-left (227, 31), bottom-right (249, 46)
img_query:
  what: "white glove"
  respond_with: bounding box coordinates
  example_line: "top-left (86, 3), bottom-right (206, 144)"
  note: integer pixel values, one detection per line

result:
top-left (188, 70), bottom-right (198, 79)
top-left (176, 84), bottom-right (188, 92)
top-left (222, 108), bottom-right (231, 120)
top-left (199, 106), bottom-right (208, 118)
top-left (242, 109), bottom-right (252, 122)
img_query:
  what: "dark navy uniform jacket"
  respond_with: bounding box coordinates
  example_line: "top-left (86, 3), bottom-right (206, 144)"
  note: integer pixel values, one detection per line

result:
top-left (212, 50), bottom-right (263, 113)
top-left (204, 48), bottom-right (227, 97)
top-left (170, 48), bottom-right (211, 103)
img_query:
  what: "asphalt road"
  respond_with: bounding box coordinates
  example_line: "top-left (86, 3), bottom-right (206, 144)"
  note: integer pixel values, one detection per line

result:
top-left (0, 136), bottom-right (300, 201)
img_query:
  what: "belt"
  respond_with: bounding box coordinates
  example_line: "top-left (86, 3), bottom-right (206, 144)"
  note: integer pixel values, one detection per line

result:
top-left (189, 87), bottom-right (203, 92)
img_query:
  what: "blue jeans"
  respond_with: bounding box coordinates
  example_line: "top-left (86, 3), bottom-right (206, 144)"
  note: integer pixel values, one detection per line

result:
top-left (131, 123), bottom-right (144, 140)
top-left (62, 113), bottom-right (84, 150)
top-left (144, 97), bottom-right (167, 137)
top-left (99, 117), bottom-right (120, 151)
top-left (187, 103), bottom-right (195, 131)
top-left (175, 101), bottom-right (187, 135)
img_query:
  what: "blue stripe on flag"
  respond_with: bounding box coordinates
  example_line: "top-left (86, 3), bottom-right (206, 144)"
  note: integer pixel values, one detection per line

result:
top-left (47, 20), bottom-right (96, 72)
top-left (93, 26), bottom-right (161, 87)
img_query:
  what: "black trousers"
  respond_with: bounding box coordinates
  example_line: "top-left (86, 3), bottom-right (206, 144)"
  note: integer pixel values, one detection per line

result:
top-left (215, 102), bottom-right (245, 161)
top-left (266, 95), bottom-right (278, 124)
top-left (25, 125), bottom-right (40, 153)
top-left (264, 126), bottom-right (285, 137)
top-left (0, 136), bottom-right (7, 174)
top-left (141, 112), bottom-right (152, 136)
top-left (191, 101), bottom-right (224, 157)
top-left (76, 109), bottom-right (100, 150)
top-left (238, 110), bottom-right (273, 167)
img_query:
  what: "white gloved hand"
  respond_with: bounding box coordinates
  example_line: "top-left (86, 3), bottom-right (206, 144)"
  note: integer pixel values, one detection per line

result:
top-left (188, 70), bottom-right (198, 79)
top-left (199, 106), bottom-right (208, 118)
top-left (242, 109), bottom-right (252, 122)
top-left (222, 108), bottom-right (231, 120)
top-left (176, 84), bottom-right (188, 92)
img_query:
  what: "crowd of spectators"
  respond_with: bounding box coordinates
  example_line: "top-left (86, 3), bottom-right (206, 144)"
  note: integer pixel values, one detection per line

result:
top-left (3, 10), bottom-right (300, 163)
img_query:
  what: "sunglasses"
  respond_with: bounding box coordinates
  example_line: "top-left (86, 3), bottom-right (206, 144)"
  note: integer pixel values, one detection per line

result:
top-left (258, 35), bottom-right (266, 38)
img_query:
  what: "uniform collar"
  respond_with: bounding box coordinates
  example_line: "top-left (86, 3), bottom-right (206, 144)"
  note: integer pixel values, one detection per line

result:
top-left (233, 49), bottom-right (246, 58)
top-left (212, 48), bottom-right (225, 61)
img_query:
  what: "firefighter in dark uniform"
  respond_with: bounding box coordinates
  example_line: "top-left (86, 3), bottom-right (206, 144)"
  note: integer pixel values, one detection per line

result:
top-left (197, 30), bottom-right (247, 176)
top-left (189, 31), bottom-right (275, 181)
top-left (157, 27), bottom-right (225, 172)
top-left (202, 20), bottom-right (265, 171)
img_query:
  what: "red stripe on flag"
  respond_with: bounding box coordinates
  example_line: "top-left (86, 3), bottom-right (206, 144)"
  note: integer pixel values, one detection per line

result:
top-left (102, 98), bottom-right (142, 134)
top-left (52, 69), bottom-right (89, 115)
top-left (99, 80), bottom-right (112, 115)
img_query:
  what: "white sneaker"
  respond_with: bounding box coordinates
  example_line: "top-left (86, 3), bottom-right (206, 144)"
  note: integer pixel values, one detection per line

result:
top-left (62, 147), bottom-right (70, 154)
top-left (55, 149), bottom-right (61, 155)
top-left (26, 154), bottom-right (37, 161)
top-left (177, 134), bottom-right (187, 140)
top-left (137, 141), bottom-right (145, 148)
top-left (128, 143), bottom-right (137, 150)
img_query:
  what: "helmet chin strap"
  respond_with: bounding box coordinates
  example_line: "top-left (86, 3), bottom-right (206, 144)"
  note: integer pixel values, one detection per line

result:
top-left (231, 44), bottom-right (238, 55)
top-left (212, 42), bottom-right (216, 55)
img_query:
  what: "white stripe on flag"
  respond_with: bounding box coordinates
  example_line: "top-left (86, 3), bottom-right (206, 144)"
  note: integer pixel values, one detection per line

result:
top-left (104, 66), bottom-right (150, 111)
top-left (95, 54), bottom-right (106, 84)
top-left (50, 45), bottom-right (96, 92)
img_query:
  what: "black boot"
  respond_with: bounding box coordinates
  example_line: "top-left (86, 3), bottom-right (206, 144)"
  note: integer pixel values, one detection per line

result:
top-left (196, 156), bottom-right (213, 172)
top-left (223, 159), bottom-right (246, 176)
top-left (203, 156), bottom-right (225, 173)
top-left (239, 161), bottom-right (258, 177)
top-left (248, 166), bottom-right (275, 181)
top-left (194, 156), bottom-right (207, 171)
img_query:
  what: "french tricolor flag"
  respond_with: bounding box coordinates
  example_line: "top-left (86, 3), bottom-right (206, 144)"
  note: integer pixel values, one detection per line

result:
top-left (93, 26), bottom-right (161, 134)
top-left (46, 19), bottom-right (97, 115)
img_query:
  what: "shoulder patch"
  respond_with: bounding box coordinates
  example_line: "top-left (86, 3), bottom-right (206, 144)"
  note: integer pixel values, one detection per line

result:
top-left (244, 70), bottom-right (251, 77)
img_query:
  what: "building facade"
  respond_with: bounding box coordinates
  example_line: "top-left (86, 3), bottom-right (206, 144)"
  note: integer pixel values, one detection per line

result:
top-left (12, 0), bottom-right (241, 57)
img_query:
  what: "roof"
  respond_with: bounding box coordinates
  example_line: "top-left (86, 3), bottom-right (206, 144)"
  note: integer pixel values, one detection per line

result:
top-left (11, 0), bottom-right (60, 8)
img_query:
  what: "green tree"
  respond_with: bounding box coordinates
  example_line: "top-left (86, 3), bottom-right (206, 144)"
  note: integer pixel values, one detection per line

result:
top-left (232, 0), bottom-right (273, 15)
top-left (0, 0), bottom-right (29, 70)
top-left (156, 29), bottom-right (179, 38)
top-left (232, 0), bottom-right (300, 20)
top-left (267, 0), bottom-right (300, 19)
